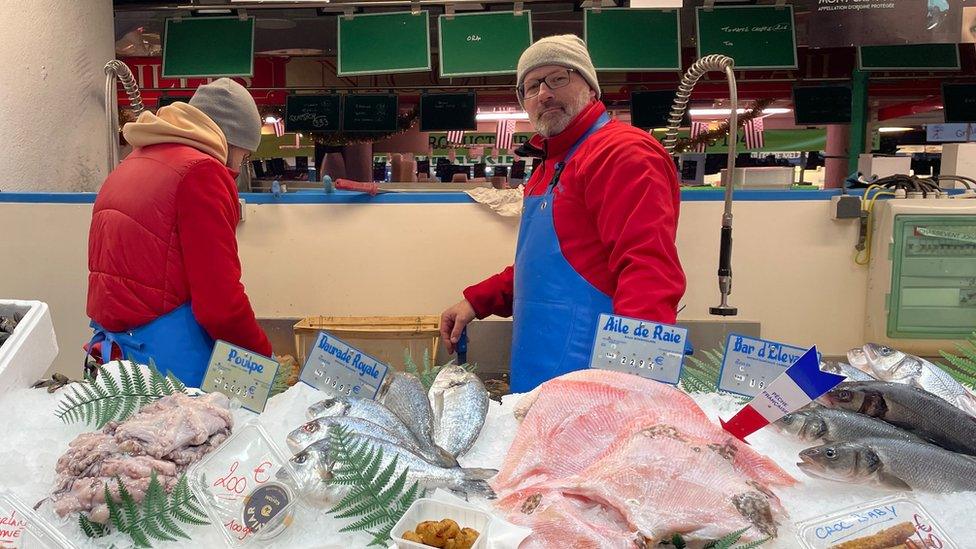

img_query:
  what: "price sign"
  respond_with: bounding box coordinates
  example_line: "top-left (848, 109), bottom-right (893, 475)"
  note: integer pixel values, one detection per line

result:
top-left (299, 331), bottom-right (390, 399)
top-left (589, 313), bottom-right (687, 384)
top-left (718, 333), bottom-right (814, 397)
top-left (202, 341), bottom-right (278, 413)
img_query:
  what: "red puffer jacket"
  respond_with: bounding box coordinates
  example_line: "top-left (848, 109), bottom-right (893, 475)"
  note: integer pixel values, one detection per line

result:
top-left (87, 138), bottom-right (271, 357)
top-left (463, 101), bottom-right (686, 325)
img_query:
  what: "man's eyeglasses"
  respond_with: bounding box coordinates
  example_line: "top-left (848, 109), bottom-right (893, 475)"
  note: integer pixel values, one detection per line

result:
top-left (518, 68), bottom-right (575, 100)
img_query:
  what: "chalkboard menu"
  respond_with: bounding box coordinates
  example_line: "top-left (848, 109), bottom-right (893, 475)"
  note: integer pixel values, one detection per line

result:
top-left (630, 91), bottom-right (687, 130)
top-left (420, 92), bottom-right (477, 132)
top-left (943, 84), bottom-right (976, 124)
top-left (285, 95), bottom-right (341, 133)
top-left (343, 94), bottom-right (399, 132)
top-left (792, 85), bottom-right (852, 125)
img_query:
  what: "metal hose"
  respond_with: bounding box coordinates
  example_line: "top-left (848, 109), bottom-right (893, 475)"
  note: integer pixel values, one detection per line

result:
top-left (104, 60), bottom-right (145, 172)
top-left (662, 54), bottom-right (740, 316)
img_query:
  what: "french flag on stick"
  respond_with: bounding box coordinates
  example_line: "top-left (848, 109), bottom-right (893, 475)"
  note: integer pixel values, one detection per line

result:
top-left (720, 346), bottom-right (845, 442)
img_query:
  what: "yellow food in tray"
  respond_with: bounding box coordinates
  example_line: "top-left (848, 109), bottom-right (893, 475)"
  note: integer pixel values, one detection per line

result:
top-left (829, 521), bottom-right (916, 549)
top-left (401, 518), bottom-right (480, 548)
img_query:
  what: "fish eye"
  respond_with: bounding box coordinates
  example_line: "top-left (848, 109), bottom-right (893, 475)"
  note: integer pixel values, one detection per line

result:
top-left (837, 390), bottom-right (852, 401)
top-left (294, 452), bottom-right (307, 464)
top-left (303, 422), bottom-right (318, 433)
top-left (825, 448), bottom-right (837, 459)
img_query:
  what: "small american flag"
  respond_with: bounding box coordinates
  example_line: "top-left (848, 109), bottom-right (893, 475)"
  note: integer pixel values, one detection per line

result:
top-left (447, 130), bottom-right (466, 146)
top-left (744, 117), bottom-right (765, 149)
top-left (273, 117), bottom-right (285, 138)
top-left (690, 121), bottom-right (709, 153)
top-left (495, 119), bottom-right (516, 152)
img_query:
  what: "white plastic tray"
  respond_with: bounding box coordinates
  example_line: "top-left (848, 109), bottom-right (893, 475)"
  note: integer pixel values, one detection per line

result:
top-left (0, 490), bottom-right (78, 548)
top-left (391, 498), bottom-right (490, 549)
top-left (0, 300), bottom-right (58, 399)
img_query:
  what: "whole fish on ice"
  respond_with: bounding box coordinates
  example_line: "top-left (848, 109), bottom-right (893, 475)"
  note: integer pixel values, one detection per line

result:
top-left (775, 407), bottom-right (924, 444)
top-left (798, 437), bottom-right (976, 492)
top-left (428, 365), bottom-right (488, 458)
top-left (848, 343), bottom-right (976, 416)
top-left (379, 372), bottom-right (437, 450)
top-left (823, 381), bottom-right (976, 456)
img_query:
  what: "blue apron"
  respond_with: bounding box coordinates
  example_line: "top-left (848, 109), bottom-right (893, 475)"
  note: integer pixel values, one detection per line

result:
top-left (510, 113), bottom-right (613, 393)
top-left (87, 303), bottom-right (214, 387)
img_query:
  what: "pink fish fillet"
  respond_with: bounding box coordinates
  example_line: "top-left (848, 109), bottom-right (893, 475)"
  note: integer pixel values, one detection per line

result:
top-left (494, 372), bottom-right (794, 494)
top-left (499, 490), bottom-right (640, 549)
top-left (501, 423), bottom-right (783, 545)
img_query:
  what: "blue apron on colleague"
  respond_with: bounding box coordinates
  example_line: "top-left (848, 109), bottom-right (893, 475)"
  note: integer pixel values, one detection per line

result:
top-left (509, 113), bottom-right (613, 393)
top-left (86, 303), bottom-right (213, 387)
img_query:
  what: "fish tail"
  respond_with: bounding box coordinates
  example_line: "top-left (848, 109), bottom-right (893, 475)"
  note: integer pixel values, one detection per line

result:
top-left (460, 478), bottom-right (497, 499)
top-left (436, 446), bottom-right (459, 467)
top-left (461, 467), bottom-right (498, 480)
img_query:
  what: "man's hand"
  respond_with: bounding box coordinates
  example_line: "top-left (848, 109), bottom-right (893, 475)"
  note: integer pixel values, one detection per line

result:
top-left (439, 299), bottom-right (477, 354)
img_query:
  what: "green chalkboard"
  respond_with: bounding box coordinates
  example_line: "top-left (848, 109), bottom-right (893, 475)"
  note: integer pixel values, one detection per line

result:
top-left (696, 6), bottom-right (797, 69)
top-left (343, 95), bottom-right (399, 132)
top-left (285, 95), bottom-right (342, 133)
top-left (438, 12), bottom-right (532, 77)
top-left (420, 92), bottom-right (477, 131)
top-left (584, 9), bottom-right (680, 71)
top-left (337, 11), bottom-right (431, 76)
top-left (859, 44), bottom-right (960, 71)
top-left (162, 17), bottom-right (254, 77)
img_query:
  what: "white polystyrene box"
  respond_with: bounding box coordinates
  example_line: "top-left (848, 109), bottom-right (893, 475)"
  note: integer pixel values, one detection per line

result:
top-left (0, 300), bottom-right (58, 398)
top-left (858, 154), bottom-right (912, 179)
top-left (940, 143), bottom-right (976, 189)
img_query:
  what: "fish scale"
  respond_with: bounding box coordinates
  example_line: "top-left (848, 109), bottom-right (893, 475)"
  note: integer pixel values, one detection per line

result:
top-left (428, 365), bottom-right (489, 458)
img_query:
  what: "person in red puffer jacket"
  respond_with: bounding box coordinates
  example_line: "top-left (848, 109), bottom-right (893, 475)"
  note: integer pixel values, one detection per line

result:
top-left (439, 35), bottom-right (686, 392)
top-left (87, 78), bottom-right (271, 387)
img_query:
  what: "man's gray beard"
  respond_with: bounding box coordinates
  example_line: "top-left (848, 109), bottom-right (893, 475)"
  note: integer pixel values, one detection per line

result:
top-left (533, 93), bottom-right (591, 137)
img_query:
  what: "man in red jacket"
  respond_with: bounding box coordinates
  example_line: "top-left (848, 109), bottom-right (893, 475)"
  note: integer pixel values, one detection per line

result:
top-left (439, 35), bottom-right (686, 392)
top-left (87, 78), bottom-right (271, 386)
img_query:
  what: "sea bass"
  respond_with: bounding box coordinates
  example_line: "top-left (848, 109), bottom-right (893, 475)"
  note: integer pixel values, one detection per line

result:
top-left (823, 381), bottom-right (976, 456)
top-left (848, 344), bottom-right (976, 416)
top-left (820, 361), bottom-right (875, 382)
top-left (798, 437), bottom-right (976, 492)
top-left (775, 407), bottom-right (924, 444)
top-left (306, 396), bottom-right (456, 467)
top-left (280, 434), bottom-right (496, 505)
top-left (428, 365), bottom-right (489, 458)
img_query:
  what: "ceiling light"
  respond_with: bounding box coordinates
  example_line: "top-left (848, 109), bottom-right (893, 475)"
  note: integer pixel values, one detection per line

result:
top-left (878, 127), bottom-right (915, 133)
top-left (264, 116), bottom-right (279, 124)
top-left (689, 108), bottom-right (792, 116)
top-left (476, 112), bottom-right (529, 121)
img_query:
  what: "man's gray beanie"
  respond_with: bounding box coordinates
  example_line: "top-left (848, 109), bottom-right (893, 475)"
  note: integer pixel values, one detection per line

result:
top-left (190, 78), bottom-right (262, 152)
top-left (516, 34), bottom-right (600, 107)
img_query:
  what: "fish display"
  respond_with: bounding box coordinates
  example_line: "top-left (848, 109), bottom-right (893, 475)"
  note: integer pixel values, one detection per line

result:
top-left (52, 392), bottom-right (232, 522)
top-left (380, 372), bottom-right (438, 451)
top-left (775, 407), bottom-right (925, 444)
top-left (492, 370), bottom-right (793, 546)
top-left (428, 365), bottom-right (488, 458)
top-left (848, 343), bottom-right (976, 416)
top-left (798, 437), bottom-right (976, 492)
top-left (307, 395), bottom-right (455, 467)
top-left (282, 434), bottom-right (496, 503)
top-left (822, 381), bottom-right (976, 456)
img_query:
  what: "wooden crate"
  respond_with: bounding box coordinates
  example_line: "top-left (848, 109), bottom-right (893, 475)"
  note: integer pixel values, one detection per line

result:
top-left (293, 315), bottom-right (441, 370)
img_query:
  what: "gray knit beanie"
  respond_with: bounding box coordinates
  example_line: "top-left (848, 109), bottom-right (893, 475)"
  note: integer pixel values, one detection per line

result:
top-left (516, 34), bottom-right (600, 107)
top-left (189, 78), bottom-right (262, 152)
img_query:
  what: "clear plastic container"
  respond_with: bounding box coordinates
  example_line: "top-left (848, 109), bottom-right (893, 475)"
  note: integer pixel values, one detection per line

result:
top-left (0, 490), bottom-right (78, 549)
top-left (188, 421), bottom-right (303, 547)
top-left (795, 494), bottom-right (957, 549)
top-left (391, 498), bottom-right (490, 549)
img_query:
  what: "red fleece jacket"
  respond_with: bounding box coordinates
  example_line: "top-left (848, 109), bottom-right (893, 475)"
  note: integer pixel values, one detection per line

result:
top-left (463, 101), bottom-right (686, 324)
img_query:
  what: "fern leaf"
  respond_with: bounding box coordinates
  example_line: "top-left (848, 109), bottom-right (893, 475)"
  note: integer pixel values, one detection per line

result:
top-left (339, 508), bottom-right (390, 533)
top-left (705, 526), bottom-right (750, 549)
top-left (330, 485), bottom-right (375, 516)
top-left (732, 538), bottom-right (770, 549)
top-left (376, 464), bottom-right (409, 506)
top-left (99, 364), bottom-right (123, 396)
top-left (79, 514), bottom-right (108, 538)
top-left (105, 482), bottom-right (126, 533)
top-left (394, 480), bottom-right (422, 514)
top-left (131, 362), bottom-right (150, 396)
top-left (115, 478), bottom-right (151, 548)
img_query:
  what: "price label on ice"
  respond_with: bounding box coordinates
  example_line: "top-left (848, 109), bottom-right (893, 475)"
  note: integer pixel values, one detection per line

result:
top-left (718, 334), bottom-right (817, 398)
top-left (299, 331), bottom-right (389, 399)
top-left (202, 341), bottom-right (279, 414)
top-left (589, 313), bottom-right (687, 384)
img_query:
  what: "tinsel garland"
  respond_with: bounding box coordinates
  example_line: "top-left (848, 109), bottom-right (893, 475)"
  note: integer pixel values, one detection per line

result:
top-left (311, 107), bottom-right (419, 147)
top-left (672, 98), bottom-right (775, 153)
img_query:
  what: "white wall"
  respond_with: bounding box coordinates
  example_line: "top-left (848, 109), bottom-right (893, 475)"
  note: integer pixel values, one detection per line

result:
top-left (0, 198), bottom-right (867, 377)
top-left (0, 0), bottom-right (115, 192)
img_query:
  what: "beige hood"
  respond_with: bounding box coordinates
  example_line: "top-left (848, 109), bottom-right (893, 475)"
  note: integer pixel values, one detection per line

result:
top-left (122, 102), bottom-right (228, 164)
